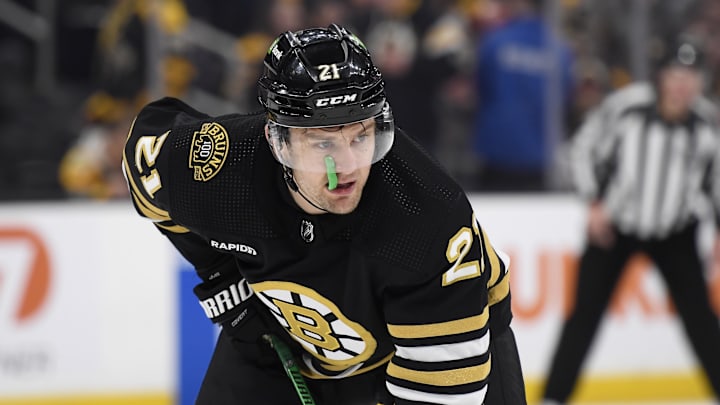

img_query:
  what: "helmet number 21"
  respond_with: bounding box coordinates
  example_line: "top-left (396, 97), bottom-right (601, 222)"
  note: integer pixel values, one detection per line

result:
top-left (318, 64), bottom-right (340, 81)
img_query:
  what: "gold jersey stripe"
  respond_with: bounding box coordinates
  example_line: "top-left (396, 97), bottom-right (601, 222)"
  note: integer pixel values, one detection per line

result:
top-left (387, 306), bottom-right (488, 339)
top-left (481, 228), bottom-right (502, 287)
top-left (121, 116), bottom-right (170, 220)
top-left (302, 352), bottom-right (394, 380)
top-left (124, 116), bottom-right (137, 141)
top-left (156, 222), bottom-right (190, 233)
top-left (123, 153), bottom-right (170, 220)
top-left (387, 357), bottom-right (491, 387)
top-left (130, 189), bottom-right (171, 222)
top-left (489, 272), bottom-right (510, 306)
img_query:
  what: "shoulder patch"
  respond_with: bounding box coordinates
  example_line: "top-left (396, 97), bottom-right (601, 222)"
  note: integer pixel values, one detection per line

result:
top-left (189, 122), bottom-right (229, 181)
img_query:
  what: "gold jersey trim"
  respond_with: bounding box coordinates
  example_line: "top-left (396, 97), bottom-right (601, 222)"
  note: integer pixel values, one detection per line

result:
top-left (387, 356), bottom-right (491, 387)
top-left (129, 190), bottom-right (171, 222)
top-left (481, 228), bottom-right (503, 287)
top-left (122, 118), bottom-right (171, 221)
top-left (387, 306), bottom-right (489, 340)
top-left (489, 273), bottom-right (510, 306)
top-left (156, 222), bottom-right (189, 233)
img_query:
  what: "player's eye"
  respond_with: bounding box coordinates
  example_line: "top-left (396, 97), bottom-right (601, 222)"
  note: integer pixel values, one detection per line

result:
top-left (353, 133), bottom-right (369, 144)
top-left (313, 140), bottom-right (334, 150)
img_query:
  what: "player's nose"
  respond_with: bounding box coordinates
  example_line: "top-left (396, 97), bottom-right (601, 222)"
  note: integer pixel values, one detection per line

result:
top-left (331, 145), bottom-right (360, 173)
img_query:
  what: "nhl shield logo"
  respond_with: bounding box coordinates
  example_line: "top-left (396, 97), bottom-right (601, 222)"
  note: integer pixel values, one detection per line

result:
top-left (189, 122), bottom-right (229, 181)
top-left (300, 219), bottom-right (314, 243)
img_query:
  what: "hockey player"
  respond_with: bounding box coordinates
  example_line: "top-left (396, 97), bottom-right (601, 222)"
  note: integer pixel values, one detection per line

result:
top-left (123, 24), bottom-right (526, 404)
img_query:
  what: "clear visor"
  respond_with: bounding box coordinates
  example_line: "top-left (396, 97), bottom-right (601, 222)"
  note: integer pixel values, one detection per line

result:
top-left (267, 103), bottom-right (394, 177)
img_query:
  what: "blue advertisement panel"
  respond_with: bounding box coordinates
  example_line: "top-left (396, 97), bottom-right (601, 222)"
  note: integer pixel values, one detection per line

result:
top-left (177, 257), bottom-right (218, 405)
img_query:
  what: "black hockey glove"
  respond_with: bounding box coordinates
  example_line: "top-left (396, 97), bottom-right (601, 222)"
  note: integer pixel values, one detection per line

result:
top-left (192, 273), bottom-right (260, 339)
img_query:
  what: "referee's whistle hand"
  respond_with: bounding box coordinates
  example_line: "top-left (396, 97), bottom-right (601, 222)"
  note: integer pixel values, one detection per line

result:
top-left (587, 202), bottom-right (615, 248)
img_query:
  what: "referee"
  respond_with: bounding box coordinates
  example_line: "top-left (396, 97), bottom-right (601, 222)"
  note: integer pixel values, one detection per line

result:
top-left (542, 35), bottom-right (720, 404)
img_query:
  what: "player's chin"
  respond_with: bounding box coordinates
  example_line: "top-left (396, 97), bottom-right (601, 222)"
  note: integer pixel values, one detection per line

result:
top-left (328, 203), bottom-right (359, 215)
top-left (326, 193), bottom-right (362, 214)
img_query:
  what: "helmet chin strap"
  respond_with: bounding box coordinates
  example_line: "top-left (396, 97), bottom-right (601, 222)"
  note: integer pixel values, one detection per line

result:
top-left (282, 166), bottom-right (329, 213)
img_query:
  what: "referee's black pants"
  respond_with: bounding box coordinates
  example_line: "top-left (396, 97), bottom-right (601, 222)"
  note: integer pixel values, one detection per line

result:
top-left (542, 222), bottom-right (720, 402)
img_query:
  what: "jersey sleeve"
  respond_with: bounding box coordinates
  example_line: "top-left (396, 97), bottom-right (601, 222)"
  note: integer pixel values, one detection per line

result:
top-left (383, 196), bottom-right (512, 405)
top-left (121, 97), bottom-right (209, 234)
top-left (122, 97), bottom-right (259, 336)
top-left (570, 84), bottom-right (651, 202)
top-left (569, 103), bottom-right (613, 202)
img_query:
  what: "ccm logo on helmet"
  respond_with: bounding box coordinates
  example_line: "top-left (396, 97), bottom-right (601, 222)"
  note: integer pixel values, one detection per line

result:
top-left (315, 93), bottom-right (357, 107)
top-left (199, 279), bottom-right (254, 319)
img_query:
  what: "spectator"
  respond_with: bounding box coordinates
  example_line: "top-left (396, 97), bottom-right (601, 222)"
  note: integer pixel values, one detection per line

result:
top-left (363, 0), bottom-right (472, 156)
top-left (470, 0), bottom-right (574, 192)
top-left (58, 103), bottom-right (133, 199)
top-left (58, 0), bottom-right (192, 199)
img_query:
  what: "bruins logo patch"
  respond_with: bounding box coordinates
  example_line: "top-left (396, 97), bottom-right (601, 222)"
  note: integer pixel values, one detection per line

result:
top-left (189, 122), bottom-right (229, 181)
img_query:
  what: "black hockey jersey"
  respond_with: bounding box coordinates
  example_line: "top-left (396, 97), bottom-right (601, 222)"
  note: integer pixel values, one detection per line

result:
top-left (122, 97), bottom-right (513, 404)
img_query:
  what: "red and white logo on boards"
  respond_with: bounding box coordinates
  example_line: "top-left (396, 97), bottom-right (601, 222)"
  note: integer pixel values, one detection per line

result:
top-left (0, 228), bottom-right (51, 324)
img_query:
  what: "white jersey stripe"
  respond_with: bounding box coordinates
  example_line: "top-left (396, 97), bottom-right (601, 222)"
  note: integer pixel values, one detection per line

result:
top-left (637, 122), bottom-right (666, 238)
top-left (658, 129), bottom-right (688, 235)
top-left (394, 330), bottom-right (490, 363)
top-left (386, 381), bottom-right (488, 405)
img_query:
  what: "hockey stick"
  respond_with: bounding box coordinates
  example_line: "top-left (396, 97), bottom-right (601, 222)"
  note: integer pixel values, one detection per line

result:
top-left (262, 334), bottom-right (317, 405)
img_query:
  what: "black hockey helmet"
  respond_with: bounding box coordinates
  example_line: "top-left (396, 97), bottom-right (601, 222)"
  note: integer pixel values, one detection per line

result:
top-left (651, 34), bottom-right (706, 73)
top-left (258, 24), bottom-right (394, 177)
top-left (258, 24), bottom-right (388, 127)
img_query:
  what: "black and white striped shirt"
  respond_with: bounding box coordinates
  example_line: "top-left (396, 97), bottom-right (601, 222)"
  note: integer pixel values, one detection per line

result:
top-left (571, 82), bottom-right (720, 239)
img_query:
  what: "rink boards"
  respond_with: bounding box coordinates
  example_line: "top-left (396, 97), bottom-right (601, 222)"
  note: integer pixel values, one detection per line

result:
top-left (0, 196), bottom-right (716, 404)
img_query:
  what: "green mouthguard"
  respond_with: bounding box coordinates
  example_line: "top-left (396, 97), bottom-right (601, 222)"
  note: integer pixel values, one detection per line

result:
top-left (325, 155), bottom-right (337, 190)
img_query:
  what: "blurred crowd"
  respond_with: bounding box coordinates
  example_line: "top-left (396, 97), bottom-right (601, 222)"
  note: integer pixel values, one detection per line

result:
top-left (1, 0), bottom-right (720, 200)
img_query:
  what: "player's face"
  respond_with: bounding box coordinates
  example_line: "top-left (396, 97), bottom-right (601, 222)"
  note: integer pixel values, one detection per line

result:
top-left (288, 119), bottom-right (376, 214)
